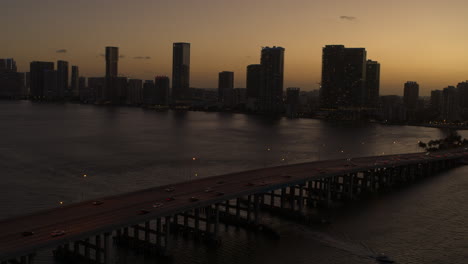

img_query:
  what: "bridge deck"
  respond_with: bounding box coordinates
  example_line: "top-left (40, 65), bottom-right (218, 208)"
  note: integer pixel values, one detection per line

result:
top-left (1, 150), bottom-right (466, 260)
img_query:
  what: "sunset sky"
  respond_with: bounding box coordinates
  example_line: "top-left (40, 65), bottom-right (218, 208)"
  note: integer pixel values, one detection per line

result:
top-left (2, 0), bottom-right (468, 95)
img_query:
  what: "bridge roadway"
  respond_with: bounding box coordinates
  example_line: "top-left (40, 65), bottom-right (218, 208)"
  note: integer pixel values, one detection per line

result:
top-left (1, 149), bottom-right (467, 261)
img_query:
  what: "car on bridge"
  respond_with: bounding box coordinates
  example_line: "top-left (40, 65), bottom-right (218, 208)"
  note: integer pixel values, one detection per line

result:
top-left (152, 203), bottom-right (163, 208)
top-left (21, 231), bottom-right (34, 237)
top-left (50, 230), bottom-right (66, 237)
top-left (137, 209), bottom-right (150, 215)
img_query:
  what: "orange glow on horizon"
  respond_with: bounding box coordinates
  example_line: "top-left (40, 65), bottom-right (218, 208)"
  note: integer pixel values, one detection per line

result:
top-left (2, 0), bottom-right (468, 96)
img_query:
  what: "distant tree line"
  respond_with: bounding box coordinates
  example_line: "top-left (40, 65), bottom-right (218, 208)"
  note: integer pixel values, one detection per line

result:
top-left (418, 130), bottom-right (468, 151)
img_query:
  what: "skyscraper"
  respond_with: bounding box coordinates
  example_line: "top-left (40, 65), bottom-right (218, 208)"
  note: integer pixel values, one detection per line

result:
top-left (246, 64), bottom-right (263, 111)
top-left (218, 71), bottom-right (234, 106)
top-left (403, 81), bottom-right (419, 109)
top-left (88, 77), bottom-right (105, 102)
top-left (57, 60), bottom-right (68, 99)
top-left (172, 42), bottom-right (190, 103)
top-left (246, 64), bottom-right (263, 99)
top-left (0, 59), bottom-right (17, 72)
top-left (155, 76), bottom-right (170, 105)
top-left (71, 66), bottom-right (79, 98)
top-left (78, 77), bottom-right (89, 102)
top-left (44, 70), bottom-right (58, 100)
top-left (105, 46), bottom-right (119, 103)
top-left (106, 47), bottom-right (118, 78)
top-left (430, 89), bottom-right (443, 115)
top-left (127, 79), bottom-right (143, 105)
top-left (0, 58), bottom-right (22, 99)
top-left (320, 45), bottom-right (367, 109)
top-left (457, 81), bottom-right (468, 110)
top-left (30, 61), bottom-right (54, 99)
top-left (259, 46), bottom-right (285, 114)
top-left (143, 80), bottom-right (156, 105)
top-left (365, 60), bottom-right (380, 108)
top-left (441, 86), bottom-right (459, 121)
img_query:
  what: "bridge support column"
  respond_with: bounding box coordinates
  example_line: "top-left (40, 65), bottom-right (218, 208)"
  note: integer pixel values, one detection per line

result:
top-left (235, 198), bottom-right (241, 222)
top-left (348, 174), bottom-right (355, 200)
top-left (103, 232), bottom-right (110, 264)
top-left (246, 195), bottom-right (252, 222)
top-left (203, 207), bottom-right (210, 233)
top-left (95, 235), bottom-right (101, 263)
top-left (84, 238), bottom-right (90, 259)
top-left (298, 184), bottom-right (304, 211)
top-left (214, 203), bottom-right (220, 238)
top-left (289, 186), bottom-right (295, 210)
top-left (163, 216), bottom-right (172, 256)
top-left (280, 188), bottom-right (286, 208)
top-left (270, 190), bottom-right (275, 207)
top-left (254, 194), bottom-right (260, 225)
top-left (307, 181), bottom-right (313, 207)
top-left (156, 217), bottom-right (163, 249)
top-left (326, 178), bottom-right (332, 208)
top-left (184, 211), bottom-right (189, 232)
top-left (27, 253), bottom-right (35, 264)
top-left (145, 221), bottom-right (151, 242)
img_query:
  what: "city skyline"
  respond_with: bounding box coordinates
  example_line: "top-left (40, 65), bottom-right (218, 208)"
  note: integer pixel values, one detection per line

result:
top-left (2, 0), bottom-right (468, 96)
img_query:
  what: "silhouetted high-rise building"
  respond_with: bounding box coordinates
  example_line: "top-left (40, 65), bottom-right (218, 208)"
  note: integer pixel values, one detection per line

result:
top-left (30, 61), bottom-right (54, 98)
top-left (155, 76), bottom-right (170, 105)
top-left (365, 60), bottom-right (380, 108)
top-left (457, 81), bottom-right (468, 110)
top-left (441, 86), bottom-right (459, 121)
top-left (114, 77), bottom-right (128, 104)
top-left (246, 64), bottom-right (263, 111)
top-left (105, 46), bottom-right (119, 103)
top-left (78, 77), bottom-right (90, 102)
top-left (232, 88), bottom-right (247, 107)
top-left (218, 71), bottom-right (234, 106)
top-left (259, 46), bottom-right (285, 114)
top-left (88, 77), bottom-right (105, 102)
top-left (430, 90), bottom-right (443, 113)
top-left (71, 66), bottom-right (79, 98)
top-left (57, 60), bottom-right (68, 99)
top-left (172, 42), bottom-right (190, 103)
top-left (43, 70), bottom-right (58, 100)
top-left (0, 59), bottom-right (22, 99)
top-left (403, 81), bottom-right (419, 109)
top-left (106, 47), bottom-right (118, 78)
top-left (127, 79), bottom-right (143, 105)
top-left (0, 59), bottom-right (17, 72)
top-left (246, 64), bottom-right (263, 99)
top-left (143, 80), bottom-right (156, 105)
top-left (320, 45), bottom-right (367, 109)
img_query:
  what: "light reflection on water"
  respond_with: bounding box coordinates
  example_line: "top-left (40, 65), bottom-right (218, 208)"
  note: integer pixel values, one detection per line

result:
top-left (0, 101), bottom-right (467, 263)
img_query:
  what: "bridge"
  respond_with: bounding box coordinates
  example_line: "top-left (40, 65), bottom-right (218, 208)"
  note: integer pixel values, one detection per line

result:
top-left (1, 149), bottom-right (467, 264)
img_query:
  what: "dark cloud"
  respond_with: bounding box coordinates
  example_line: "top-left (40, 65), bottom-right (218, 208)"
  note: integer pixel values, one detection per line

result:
top-left (56, 49), bottom-right (67, 53)
top-left (339, 16), bottom-right (357, 21)
top-left (133, 56), bottom-right (151, 60)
